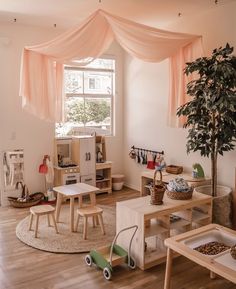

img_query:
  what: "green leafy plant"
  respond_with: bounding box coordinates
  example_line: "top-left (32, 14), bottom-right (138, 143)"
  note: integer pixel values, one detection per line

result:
top-left (177, 43), bottom-right (236, 197)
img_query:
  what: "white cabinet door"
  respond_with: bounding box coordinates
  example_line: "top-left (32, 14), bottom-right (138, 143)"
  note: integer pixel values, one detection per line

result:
top-left (79, 136), bottom-right (96, 177)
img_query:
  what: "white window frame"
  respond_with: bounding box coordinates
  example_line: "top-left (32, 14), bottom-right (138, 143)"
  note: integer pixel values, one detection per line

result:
top-left (62, 56), bottom-right (115, 136)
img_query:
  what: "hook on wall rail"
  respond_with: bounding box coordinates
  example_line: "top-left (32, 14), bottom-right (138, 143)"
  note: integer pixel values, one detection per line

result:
top-left (131, 145), bottom-right (164, 155)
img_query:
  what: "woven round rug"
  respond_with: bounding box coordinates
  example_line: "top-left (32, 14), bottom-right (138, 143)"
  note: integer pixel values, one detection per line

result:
top-left (16, 204), bottom-right (116, 253)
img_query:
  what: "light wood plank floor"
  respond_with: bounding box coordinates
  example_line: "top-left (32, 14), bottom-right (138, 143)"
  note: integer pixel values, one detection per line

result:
top-left (0, 187), bottom-right (235, 289)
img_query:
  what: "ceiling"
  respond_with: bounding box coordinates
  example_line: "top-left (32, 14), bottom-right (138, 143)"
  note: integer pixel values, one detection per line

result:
top-left (0, 0), bottom-right (235, 29)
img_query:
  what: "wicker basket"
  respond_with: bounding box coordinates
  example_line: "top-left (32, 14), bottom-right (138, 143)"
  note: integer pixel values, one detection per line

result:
top-left (8, 192), bottom-right (44, 208)
top-left (166, 188), bottom-right (193, 200)
top-left (149, 170), bottom-right (166, 205)
top-left (166, 165), bottom-right (183, 174)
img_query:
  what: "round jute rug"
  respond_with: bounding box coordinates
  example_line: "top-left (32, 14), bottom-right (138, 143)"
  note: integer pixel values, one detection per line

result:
top-left (16, 204), bottom-right (116, 253)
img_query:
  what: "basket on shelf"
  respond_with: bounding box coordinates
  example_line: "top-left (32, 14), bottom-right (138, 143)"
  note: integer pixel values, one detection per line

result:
top-left (166, 188), bottom-right (193, 200)
top-left (8, 192), bottom-right (44, 208)
top-left (149, 170), bottom-right (166, 205)
top-left (166, 165), bottom-right (183, 174)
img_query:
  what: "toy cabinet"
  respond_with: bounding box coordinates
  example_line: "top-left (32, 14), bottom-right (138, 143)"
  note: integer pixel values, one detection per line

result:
top-left (116, 192), bottom-right (212, 270)
top-left (72, 136), bottom-right (96, 186)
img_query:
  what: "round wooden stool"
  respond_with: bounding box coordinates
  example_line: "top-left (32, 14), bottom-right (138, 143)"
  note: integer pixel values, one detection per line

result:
top-left (75, 206), bottom-right (105, 240)
top-left (29, 205), bottom-right (59, 238)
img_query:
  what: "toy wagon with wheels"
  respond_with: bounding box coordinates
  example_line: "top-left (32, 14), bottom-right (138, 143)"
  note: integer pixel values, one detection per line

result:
top-left (85, 225), bottom-right (138, 280)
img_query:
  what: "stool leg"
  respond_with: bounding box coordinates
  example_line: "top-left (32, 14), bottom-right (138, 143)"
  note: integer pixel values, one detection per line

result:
top-left (51, 213), bottom-right (59, 234)
top-left (83, 217), bottom-right (88, 240)
top-left (92, 216), bottom-right (95, 228)
top-left (35, 215), bottom-right (39, 238)
top-left (98, 213), bottom-right (105, 235)
top-left (29, 213), bottom-right (33, 231)
top-left (47, 214), bottom-right (51, 227)
top-left (75, 214), bottom-right (80, 232)
top-left (95, 215), bottom-right (99, 226)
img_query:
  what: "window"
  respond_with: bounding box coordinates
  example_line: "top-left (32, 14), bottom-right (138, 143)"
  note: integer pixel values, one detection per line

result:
top-left (56, 57), bottom-right (115, 137)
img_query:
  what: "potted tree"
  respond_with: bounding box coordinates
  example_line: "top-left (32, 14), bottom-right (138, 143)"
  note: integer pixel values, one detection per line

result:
top-left (177, 43), bottom-right (236, 227)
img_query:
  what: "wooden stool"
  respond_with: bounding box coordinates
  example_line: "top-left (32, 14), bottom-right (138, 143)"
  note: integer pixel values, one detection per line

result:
top-left (29, 205), bottom-right (59, 238)
top-left (75, 206), bottom-right (105, 240)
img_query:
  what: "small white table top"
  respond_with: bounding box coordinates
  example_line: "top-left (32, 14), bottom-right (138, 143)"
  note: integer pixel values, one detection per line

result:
top-left (53, 183), bottom-right (100, 197)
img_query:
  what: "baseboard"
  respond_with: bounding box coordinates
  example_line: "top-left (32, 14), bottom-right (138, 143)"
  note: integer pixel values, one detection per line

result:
top-left (124, 182), bottom-right (140, 192)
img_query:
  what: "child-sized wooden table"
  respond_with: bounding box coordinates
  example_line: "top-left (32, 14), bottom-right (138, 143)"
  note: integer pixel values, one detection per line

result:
top-left (53, 183), bottom-right (99, 232)
top-left (164, 224), bottom-right (236, 289)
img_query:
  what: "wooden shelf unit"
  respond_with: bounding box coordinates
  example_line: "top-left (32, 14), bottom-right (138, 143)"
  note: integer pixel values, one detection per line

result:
top-left (141, 170), bottom-right (211, 197)
top-left (95, 161), bottom-right (112, 194)
top-left (116, 192), bottom-right (212, 270)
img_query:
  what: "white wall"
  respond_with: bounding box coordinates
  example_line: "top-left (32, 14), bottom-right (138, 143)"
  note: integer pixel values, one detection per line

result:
top-left (123, 2), bottom-right (236, 191)
top-left (104, 42), bottom-right (124, 174)
top-left (0, 23), bottom-right (124, 197)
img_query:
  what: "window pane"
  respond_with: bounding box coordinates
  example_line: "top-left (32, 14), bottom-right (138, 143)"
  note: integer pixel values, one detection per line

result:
top-left (65, 69), bottom-right (83, 94)
top-left (65, 97), bottom-right (85, 124)
top-left (84, 71), bottom-right (113, 95)
top-left (84, 98), bottom-right (111, 135)
top-left (55, 97), bottom-right (112, 136)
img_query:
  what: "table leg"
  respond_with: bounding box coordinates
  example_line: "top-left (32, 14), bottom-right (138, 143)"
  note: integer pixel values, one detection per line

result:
top-left (70, 197), bottom-right (75, 232)
top-left (89, 192), bottom-right (96, 206)
top-left (55, 192), bottom-right (63, 222)
top-left (164, 248), bottom-right (173, 289)
top-left (90, 192), bottom-right (98, 224)
top-left (78, 195), bottom-right (83, 209)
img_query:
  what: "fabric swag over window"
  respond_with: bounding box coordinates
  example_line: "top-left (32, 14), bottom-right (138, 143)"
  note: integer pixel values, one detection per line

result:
top-left (19, 9), bottom-right (203, 126)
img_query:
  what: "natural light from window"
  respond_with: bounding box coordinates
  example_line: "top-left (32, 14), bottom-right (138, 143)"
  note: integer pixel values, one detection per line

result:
top-left (56, 57), bottom-right (115, 137)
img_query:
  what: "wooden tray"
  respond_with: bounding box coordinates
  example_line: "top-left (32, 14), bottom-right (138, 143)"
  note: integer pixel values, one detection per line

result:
top-left (166, 165), bottom-right (183, 174)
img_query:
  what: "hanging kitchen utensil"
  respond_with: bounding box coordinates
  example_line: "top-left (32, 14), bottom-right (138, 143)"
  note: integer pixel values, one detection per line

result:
top-left (129, 149), bottom-right (136, 159)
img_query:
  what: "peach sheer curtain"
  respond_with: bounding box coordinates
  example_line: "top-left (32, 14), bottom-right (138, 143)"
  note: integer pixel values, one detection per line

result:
top-left (19, 9), bottom-right (203, 125)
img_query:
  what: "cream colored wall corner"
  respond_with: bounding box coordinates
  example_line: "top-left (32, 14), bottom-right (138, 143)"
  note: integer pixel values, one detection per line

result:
top-left (123, 1), bottom-right (236, 191)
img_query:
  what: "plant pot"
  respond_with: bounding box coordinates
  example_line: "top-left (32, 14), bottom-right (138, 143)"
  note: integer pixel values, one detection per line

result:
top-left (194, 185), bottom-right (233, 228)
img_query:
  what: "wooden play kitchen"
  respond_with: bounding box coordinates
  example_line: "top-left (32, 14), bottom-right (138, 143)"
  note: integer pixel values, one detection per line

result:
top-left (116, 191), bottom-right (212, 270)
top-left (164, 224), bottom-right (236, 289)
top-left (54, 136), bottom-right (112, 194)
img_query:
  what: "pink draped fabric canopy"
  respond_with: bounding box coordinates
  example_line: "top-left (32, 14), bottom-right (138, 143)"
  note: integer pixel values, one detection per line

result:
top-left (19, 9), bottom-right (203, 126)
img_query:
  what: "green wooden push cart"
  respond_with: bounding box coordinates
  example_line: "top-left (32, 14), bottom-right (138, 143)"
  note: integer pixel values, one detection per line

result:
top-left (85, 225), bottom-right (138, 280)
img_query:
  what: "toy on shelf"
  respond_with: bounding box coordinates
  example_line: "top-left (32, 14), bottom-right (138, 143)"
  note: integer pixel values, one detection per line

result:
top-left (192, 163), bottom-right (205, 178)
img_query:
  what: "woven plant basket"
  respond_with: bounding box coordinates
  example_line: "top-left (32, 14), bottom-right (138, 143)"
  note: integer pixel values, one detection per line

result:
top-left (149, 170), bottom-right (166, 205)
top-left (166, 188), bottom-right (193, 200)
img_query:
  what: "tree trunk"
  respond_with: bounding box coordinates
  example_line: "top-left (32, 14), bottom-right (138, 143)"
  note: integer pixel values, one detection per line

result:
top-left (211, 113), bottom-right (217, 197)
top-left (211, 152), bottom-right (217, 197)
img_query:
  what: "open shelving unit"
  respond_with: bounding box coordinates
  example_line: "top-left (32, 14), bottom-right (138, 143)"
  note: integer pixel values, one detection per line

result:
top-left (96, 161), bottom-right (112, 194)
top-left (116, 192), bottom-right (212, 270)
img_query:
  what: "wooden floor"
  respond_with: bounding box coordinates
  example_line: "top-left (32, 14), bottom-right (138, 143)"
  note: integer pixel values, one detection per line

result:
top-left (0, 187), bottom-right (235, 289)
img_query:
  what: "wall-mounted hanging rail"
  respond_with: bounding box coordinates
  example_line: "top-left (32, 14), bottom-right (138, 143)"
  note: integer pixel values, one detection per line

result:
top-left (131, 145), bottom-right (164, 155)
